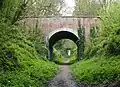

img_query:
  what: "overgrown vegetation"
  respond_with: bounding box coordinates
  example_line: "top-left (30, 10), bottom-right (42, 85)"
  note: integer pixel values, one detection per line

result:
top-left (0, 22), bottom-right (58, 87)
top-left (77, 26), bottom-right (85, 60)
top-left (0, 0), bottom-right (59, 86)
top-left (53, 39), bottom-right (77, 64)
top-left (72, 56), bottom-right (120, 85)
top-left (71, 1), bottom-right (120, 85)
top-left (1, 0), bottom-right (120, 86)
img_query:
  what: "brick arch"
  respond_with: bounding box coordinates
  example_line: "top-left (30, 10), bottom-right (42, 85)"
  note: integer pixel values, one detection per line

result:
top-left (47, 28), bottom-right (80, 60)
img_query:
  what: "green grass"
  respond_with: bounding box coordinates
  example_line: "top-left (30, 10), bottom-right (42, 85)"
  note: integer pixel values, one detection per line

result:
top-left (0, 41), bottom-right (58, 87)
top-left (71, 56), bottom-right (120, 85)
top-left (69, 56), bottom-right (77, 64)
top-left (54, 56), bottom-right (77, 64)
top-left (0, 59), bottom-right (58, 87)
top-left (54, 57), bottom-right (66, 64)
top-left (0, 23), bottom-right (58, 87)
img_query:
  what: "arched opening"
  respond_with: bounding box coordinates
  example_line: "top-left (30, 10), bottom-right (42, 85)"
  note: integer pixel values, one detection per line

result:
top-left (48, 29), bottom-right (80, 63)
top-left (53, 39), bottom-right (77, 64)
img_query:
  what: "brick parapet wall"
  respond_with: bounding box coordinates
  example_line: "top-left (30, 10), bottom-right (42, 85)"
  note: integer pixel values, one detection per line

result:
top-left (22, 17), bottom-right (99, 41)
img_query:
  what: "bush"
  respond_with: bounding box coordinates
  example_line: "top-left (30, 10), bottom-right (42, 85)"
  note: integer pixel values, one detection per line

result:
top-left (72, 3), bottom-right (120, 85)
top-left (71, 56), bottom-right (120, 85)
top-left (21, 25), bottom-right (48, 59)
top-left (0, 59), bottom-right (58, 87)
top-left (54, 57), bottom-right (66, 64)
top-left (0, 23), bottom-right (58, 86)
top-left (97, 3), bottom-right (120, 56)
top-left (69, 56), bottom-right (77, 64)
top-left (84, 3), bottom-right (120, 59)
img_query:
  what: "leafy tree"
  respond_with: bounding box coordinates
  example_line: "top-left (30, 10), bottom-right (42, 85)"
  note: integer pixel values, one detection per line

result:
top-left (98, 2), bottom-right (120, 56)
top-left (24, 0), bottom-right (64, 17)
top-left (73, 0), bottom-right (118, 16)
top-left (73, 0), bottom-right (101, 16)
top-left (0, 0), bottom-right (64, 24)
top-left (85, 1), bottom-right (120, 58)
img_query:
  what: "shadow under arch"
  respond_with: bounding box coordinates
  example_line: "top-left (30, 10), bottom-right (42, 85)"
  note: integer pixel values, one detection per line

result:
top-left (47, 28), bottom-right (80, 61)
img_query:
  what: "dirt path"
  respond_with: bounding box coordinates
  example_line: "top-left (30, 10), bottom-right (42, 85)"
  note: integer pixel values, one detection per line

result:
top-left (47, 65), bottom-right (78, 87)
top-left (47, 65), bottom-right (120, 87)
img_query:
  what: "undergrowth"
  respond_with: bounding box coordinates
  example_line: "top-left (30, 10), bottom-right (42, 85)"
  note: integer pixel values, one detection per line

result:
top-left (0, 60), bottom-right (58, 87)
top-left (0, 23), bottom-right (58, 87)
top-left (71, 3), bottom-right (120, 85)
top-left (71, 56), bottom-right (120, 85)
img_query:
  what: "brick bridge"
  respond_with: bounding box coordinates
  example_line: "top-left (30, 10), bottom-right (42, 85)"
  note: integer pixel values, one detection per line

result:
top-left (22, 16), bottom-right (99, 59)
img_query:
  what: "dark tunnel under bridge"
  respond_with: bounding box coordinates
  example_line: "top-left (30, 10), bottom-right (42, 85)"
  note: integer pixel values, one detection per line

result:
top-left (47, 28), bottom-right (81, 61)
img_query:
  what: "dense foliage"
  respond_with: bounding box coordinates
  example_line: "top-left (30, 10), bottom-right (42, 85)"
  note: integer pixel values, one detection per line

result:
top-left (73, 0), bottom-right (117, 16)
top-left (74, 0), bottom-right (101, 16)
top-left (0, 0), bottom-right (59, 86)
top-left (21, 20), bottom-right (48, 59)
top-left (1, 0), bottom-right (120, 86)
top-left (85, 3), bottom-right (120, 58)
top-left (53, 39), bottom-right (77, 64)
top-left (0, 59), bottom-right (58, 87)
top-left (0, 22), bottom-right (58, 86)
top-left (71, 2), bottom-right (120, 85)
top-left (77, 27), bottom-right (85, 60)
top-left (71, 56), bottom-right (120, 85)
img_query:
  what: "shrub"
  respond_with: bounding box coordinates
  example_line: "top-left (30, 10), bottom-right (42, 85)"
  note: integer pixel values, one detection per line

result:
top-left (0, 23), bottom-right (58, 86)
top-left (0, 59), bottom-right (58, 87)
top-left (71, 56), bottom-right (120, 84)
